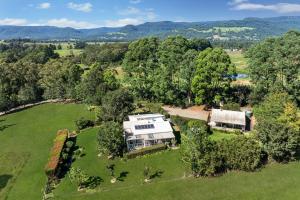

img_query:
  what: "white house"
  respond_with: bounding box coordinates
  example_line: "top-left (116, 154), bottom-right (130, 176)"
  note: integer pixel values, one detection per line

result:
top-left (209, 109), bottom-right (246, 131)
top-left (123, 114), bottom-right (175, 151)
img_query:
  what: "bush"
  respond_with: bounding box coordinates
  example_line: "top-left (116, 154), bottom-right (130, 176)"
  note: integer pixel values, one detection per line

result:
top-left (222, 102), bottom-right (241, 111)
top-left (126, 144), bottom-right (167, 159)
top-left (218, 136), bottom-right (263, 171)
top-left (170, 115), bottom-right (190, 132)
top-left (75, 118), bottom-right (94, 131)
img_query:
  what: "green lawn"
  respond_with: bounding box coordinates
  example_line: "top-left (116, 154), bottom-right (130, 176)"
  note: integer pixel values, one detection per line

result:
top-left (0, 103), bottom-right (93, 200)
top-left (209, 130), bottom-right (238, 141)
top-left (2, 104), bottom-right (300, 200)
top-left (55, 49), bottom-right (83, 57)
top-left (228, 51), bottom-right (249, 74)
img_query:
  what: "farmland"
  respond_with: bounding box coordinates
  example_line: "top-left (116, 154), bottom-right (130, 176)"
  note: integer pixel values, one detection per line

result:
top-left (1, 104), bottom-right (300, 200)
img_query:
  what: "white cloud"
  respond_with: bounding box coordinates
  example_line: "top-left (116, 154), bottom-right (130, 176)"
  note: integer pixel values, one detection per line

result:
top-left (118, 6), bottom-right (141, 15)
top-left (47, 18), bottom-right (98, 29)
top-left (230, 1), bottom-right (300, 13)
top-left (105, 18), bottom-right (142, 27)
top-left (118, 6), bottom-right (157, 22)
top-left (0, 18), bottom-right (28, 26)
top-left (68, 2), bottom-right (92, 12)
top-left (37, 2), bottom-right (51, 9)
top-left (129, 0), bottom-right (141, 4)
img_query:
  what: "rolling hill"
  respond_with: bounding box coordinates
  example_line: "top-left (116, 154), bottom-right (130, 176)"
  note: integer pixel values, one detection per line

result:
top-left (1, 16), bottom-right (300, 41)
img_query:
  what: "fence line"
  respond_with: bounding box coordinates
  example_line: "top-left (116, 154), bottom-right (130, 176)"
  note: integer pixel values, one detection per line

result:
top-left (0, 99), bottom-right (75, 116)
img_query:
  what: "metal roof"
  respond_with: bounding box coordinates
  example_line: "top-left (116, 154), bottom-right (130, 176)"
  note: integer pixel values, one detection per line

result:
top-left (210, 109), bottom-right (246, 126)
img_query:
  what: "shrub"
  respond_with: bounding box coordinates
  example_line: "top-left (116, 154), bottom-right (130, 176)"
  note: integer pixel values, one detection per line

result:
top-left (218, 136), bottom-right (263, 171)
top-left (126, 144), bottom-right (167, 159)
top-left (222, 102), bottom-right (241, 111)
top-left (45, 130), bottom-right (68, 176)
top-left (170, 115), bottom-right (190, 132)
top-left (75, 118), bottom-right (94, 131)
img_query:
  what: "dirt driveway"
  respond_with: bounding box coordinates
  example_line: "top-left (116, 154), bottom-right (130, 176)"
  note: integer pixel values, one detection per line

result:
top-left (162, 105), bottom-right (210, 121)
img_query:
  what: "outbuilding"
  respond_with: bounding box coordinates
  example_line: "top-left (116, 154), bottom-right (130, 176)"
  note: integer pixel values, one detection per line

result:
top-left (209, 109), bottom-right (246, 131)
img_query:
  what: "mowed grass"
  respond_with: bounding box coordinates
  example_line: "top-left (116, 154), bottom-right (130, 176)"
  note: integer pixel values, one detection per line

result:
top-left (0, 103), bottom-right (93, 200)
top-left (1, 104), bottom-right (300, 200)
top-left (209, 130), bottom-right (237, 141)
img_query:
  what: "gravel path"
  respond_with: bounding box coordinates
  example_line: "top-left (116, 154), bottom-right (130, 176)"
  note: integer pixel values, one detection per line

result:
top-left (163, 106), bottom-right (209, 121)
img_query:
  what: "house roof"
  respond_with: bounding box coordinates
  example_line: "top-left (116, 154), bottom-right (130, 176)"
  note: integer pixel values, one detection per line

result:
top-left (128, 113), bottom-right (165, 121)
top-left (123, 120), bottom-right (173, 136)
top-left (210, 109), bottom-right (246, 126)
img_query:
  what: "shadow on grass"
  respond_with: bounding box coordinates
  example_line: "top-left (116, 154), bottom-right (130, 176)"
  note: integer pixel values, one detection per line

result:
top-left (0, 174), bottom-right (13, 190)
top-left (0, 119), bottom-right (16, 132)
top-left (117, 171), bottom-right (129, 182)
top-left (150, 170), bottom-right (164, 180)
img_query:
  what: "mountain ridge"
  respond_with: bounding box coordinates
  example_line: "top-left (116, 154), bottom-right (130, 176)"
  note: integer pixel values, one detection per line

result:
top-left (1, 16), bottom-right (300, 41)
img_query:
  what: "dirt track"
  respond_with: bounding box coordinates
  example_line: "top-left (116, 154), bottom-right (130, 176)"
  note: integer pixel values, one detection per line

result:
top-left (162, 106), bottom-right (209, 121)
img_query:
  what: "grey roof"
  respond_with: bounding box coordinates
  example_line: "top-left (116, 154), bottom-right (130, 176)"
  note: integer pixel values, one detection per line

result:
top-left (210, 109), bottom-right (246, 126)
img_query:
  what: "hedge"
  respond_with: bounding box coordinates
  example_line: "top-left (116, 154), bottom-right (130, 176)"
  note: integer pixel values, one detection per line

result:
top-left (126, 144), bottom-right (167, 159)
top-left (45, 129), bottom-right (68, 176)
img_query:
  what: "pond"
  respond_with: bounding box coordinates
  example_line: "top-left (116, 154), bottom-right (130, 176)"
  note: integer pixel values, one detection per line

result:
top-left (234, 73), bottom-right (249, 79)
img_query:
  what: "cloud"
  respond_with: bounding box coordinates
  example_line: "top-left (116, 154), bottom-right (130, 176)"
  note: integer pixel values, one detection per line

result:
top-left (37, 2), bottom-right (51, 9)
top-left (230, 1), bottom-right (300, 13)
top-left (68, 2), bottom-right (92, 12)
top-left (47, 18), bottom-right (98, 29)
top-left (0, 18), bottom-right (28, 26)
top-left (129, 0), bottom-right (141, 4)
top-left (118, 6), bottom-right (141, 15)
top-left (118, 6), bottom-right (157, 21)
top-left (105, 18), bottom-right (142, 27)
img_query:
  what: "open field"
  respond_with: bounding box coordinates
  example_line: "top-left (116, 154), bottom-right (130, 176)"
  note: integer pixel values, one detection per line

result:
top-left (0, 103), bottom-right (93, 200)
top-left (1, 104), bottom-right (300, 200)
top-left (54, 49), bottom-right (83, 57)
top-left (227, 51), bottom-right (249, 74)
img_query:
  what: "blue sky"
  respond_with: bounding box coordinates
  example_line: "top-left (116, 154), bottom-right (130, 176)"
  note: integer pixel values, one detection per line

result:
top-left (0, 0), bottom-right (300, 28)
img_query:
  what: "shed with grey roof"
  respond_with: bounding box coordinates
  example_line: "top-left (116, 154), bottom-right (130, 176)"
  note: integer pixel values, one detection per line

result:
top-left (209, 109), bottom-right (246, 131)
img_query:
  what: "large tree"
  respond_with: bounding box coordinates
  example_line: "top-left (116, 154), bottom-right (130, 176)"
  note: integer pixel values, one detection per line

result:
top-left (154, 36), bottom-right (191, 104)
top-left (247, 31), bottom-right (300, 104)
top-left (123, 37), bottom-right (160, 100)
top-left (192, 48), bottom-right (236, 105)
top-left (98, 121), bottom-right (124, 157)
top-left (78, 65), bottom-right (119, 105)
top-left (98, 88), bottom-right (134, 123)
top-left (254, 92), bottom-right (300, 162)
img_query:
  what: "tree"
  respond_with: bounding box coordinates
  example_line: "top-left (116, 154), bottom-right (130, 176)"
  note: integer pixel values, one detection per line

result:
top-left (192, 48), bottom-right (236, 106)
top-left (189, 38), bottom-right (212, 51)
top-left (180, 49), bottom-right (198, 105)
top-left (154, 36), bottom-right (191, 104)
top-left (79, 65), bottom-right (119, 105)
top-left (254, 92), bottom-right (300, 162)
top-left (39, 58), bottom-right (83, 99)
top-left (98, 121), bottom-right (124, 157)
top-left (98, 89), bottom-right (134, 123)
top-left (218, 136), bottom-right (263, 171)
top-left (181, 124), bottom-right (223, 177)
top-left (123, 37), bottom-right (159, 99)
top-left (246, 31), bottom-right (300, 104)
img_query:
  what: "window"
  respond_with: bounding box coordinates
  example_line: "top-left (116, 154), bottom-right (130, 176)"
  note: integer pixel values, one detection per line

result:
top-left (135, 124), bottom-right (155, 130)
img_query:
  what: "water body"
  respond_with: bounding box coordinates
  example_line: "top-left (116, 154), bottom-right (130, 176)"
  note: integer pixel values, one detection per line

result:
top-left (234, 74), bottom-right (248, 79)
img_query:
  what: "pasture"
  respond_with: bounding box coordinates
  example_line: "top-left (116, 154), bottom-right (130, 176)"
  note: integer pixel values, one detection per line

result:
top-left (1, 104), bottom-right (300, 200)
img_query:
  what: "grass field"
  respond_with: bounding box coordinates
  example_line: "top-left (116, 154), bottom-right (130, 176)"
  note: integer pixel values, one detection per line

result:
top-left (1, 104), bottom-right (300, 200)
top-left (0, 103), bottom-right (93, 200)
top-left (227, 51), bottom-right (249, 74)
top-left (54, 49), bottom-right (83, 57)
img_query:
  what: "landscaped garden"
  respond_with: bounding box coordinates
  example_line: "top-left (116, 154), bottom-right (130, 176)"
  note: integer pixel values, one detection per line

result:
top-left (1, 103), bottom-right (300, 200)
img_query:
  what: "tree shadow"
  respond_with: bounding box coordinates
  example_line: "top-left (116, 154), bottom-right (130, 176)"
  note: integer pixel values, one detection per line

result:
top-left (0, 119), bottom-right (16, 132)
top-left (0, 174), bottom-right (13, 190)
top-left (150, 170), bottom-right (164, 180)
top-left (116, 171), bottom-right (129, 182)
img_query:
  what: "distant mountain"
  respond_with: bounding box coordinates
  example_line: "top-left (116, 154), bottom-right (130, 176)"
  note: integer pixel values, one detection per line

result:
top-left (1, 16), bottom-right (300, 41)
